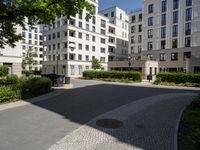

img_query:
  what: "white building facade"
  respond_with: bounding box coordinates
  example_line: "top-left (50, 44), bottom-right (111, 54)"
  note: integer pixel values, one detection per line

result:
top-left (129, 0), bottom-right (200, 73)
top-left (42, 1), bottom-right (129, 77)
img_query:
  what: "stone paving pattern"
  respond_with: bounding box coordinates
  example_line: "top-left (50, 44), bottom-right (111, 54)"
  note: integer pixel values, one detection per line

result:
top-left (48, 93), bottom-right (196, 150)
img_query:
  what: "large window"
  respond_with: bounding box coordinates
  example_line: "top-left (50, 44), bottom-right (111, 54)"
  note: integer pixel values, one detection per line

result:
top-left (131, 26), bottom-right (135, 33)
top-left (186, 0), bottom-right (192, 7)
top-left (148, 29), bottom-right (153, 38)
top-left (161, 40), bottom-right (166, 49)
top-left (147, 42), bottom-right (153, 51)
top-left (173, 25), bottom-right (178, 37)
top-left (160, 53), bottom-right (166, 61)
top-left (161, 14), bottom-right (166, 25)
top-left (173, 0), bottom-right (179, 9)
top-left (172, 39), bottom-right (178, 48)
top-left (162, 0), bottom-right (167, 12)
top-left (185, 22), bottom-right (191, 35)
top-left (131, 15), bottom-right (135, 23)
top-left (186, 8), bottom-right (192, 21)
top-left (185, 37), bottom-right (191, 47)
top-left (148, 4), bottom-right (154, 13)
top-left (148, 17), bottom-right (153, 26)
top-left (184, 52), bottom-right (191, 60)
top-left (161, 27), bottom-right (166, 38)
top-left (171, 53), bottom-right (178, 61)
top-left (173, 11), bottom-right (179, 23)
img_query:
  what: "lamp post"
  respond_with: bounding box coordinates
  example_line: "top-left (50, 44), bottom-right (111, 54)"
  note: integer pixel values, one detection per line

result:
top-left (56, 52), bottom-right (59, 75)
top-left (128, 54), bottom-right (132, 72)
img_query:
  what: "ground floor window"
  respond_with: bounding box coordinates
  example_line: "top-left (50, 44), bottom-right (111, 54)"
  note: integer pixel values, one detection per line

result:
top-left (78, 66), bottom-right (82, 75)
top-left (70, 65), bottom-right (75, 75)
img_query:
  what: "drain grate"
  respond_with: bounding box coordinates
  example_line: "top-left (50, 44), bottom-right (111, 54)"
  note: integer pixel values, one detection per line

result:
top-left (96, 119), bottom-right (123, 129)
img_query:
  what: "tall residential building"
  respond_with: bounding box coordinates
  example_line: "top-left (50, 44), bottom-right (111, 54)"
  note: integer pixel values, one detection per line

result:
top-left (129, 0), bottom-right (200, 73)
top-left (42, 0), bottom-right (129, 77)
top-left (0, 23), bottom-right (43, 75)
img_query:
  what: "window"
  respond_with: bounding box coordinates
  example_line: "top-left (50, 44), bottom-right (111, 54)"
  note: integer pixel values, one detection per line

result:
top-left (186, 0), bottom-right (192, 7)
top-left (162, 0), bottom-right (167, 12)
top-left (69, 30), bottom-right (75, 37)
top-left (173, 0), bottom-right (179, 9)
top-left (148, 29), bottom-right (153, 38)
top-left (185, 37), bottom-right (191, 47)
top-left (101, 38), bottom-right (106, 44)
top-left (79, 14), bottom-right (82, 19)
top-left (92, 16), bottom-right (96, 24)
top-left (131, 15), bottom-right (135, 23)
top-left (85, 55), bottom-right (89, 61)
top-left (148, 17), bottom-right (153, 26)
top-left (101, 29), bottom-right (106, 35)
top-left (131, 26), bottom-right (135, 33)
top-left (185, 22), bottom-right (191, 35)
top-left (57, 43), bottom-right (60, 50)
top-left (48, 34), bottom-right (51, 40)
top-left (131, 36), bottom-right (135, 44)
top-left (138, 25), bottom-right (142, 32)
top-left (161, 14), bottom-right (166, 25)
top-left (78, 55), bottom-right (82, 61)
top-left (100, 57), bottom-right (105, 62)
top-left (186, 8), bottom-right (192, 21)
top-left (86, 45), bottom-right (89, 51)
top-left (69, 19), bottom-right (75, 26)
top-left (101, 48), bottom-right (106, 53)
top-left (172, 39), bottom-right (178, 48)
top-left (86, 34), bottom-right (89, 41)
top-left (57, 32), bottom-right (60, 38)
top-left (101, 19), bottom-right (106, 28)
top-left (49, 45), bottom-right (51, 51)
top-left (78, 44), bottom-right (82, 50)
top-left (86, 24), bottom-right (89, 30)
top-left (161, 40), bottom-right (166, 49)
top-left (69, 54), bottom-right (75, 60)
top-left (138, 45), bottom-right (142, 53)
top-left (92, 36), bottom-right (95, 42)
top-left (173, 25), bottom-right (178, 37)
top-left (78, 32), bottom-right (82, 39)
top-left (139, 14), bottom-right (143, 22)
top-left (70, 65), bottom-right (75, 75)
top-left (131, 46), bottom-right (134, 54)
top-left (148, 4), bottom-right (154, 13)
top-left (147, 42), bottom-right (153, 50)
top-left (79, 22), bottom-right (82, 28)
top-left (53, 44), bottom-right (56, 50)
top-left (161, 27), bottom-right (166, 38)
top-left (183, 52), bottom-right (191, 60)
top-left (92, 46), bottom-right (95, 52)
top-left (173, 11), bottom-right (178, 23)
top-left (92, 26), bottom-right (96, 32)
top-left (111, 11), bottom-right (115, 17)
top-left (104, 13), bottom-right (108, 17)
top-left (160, 53), bottom-right (166, 61)
top-left (78, 66), bottom-right (82, 75)
top-left (171, 53), bottom-right (178, 61)
top-left (138, 35), bottom-right (142, 43)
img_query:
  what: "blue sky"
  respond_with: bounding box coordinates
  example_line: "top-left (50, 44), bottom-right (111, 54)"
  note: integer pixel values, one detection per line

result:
top-left (99, 0), bottom-right (142, 13)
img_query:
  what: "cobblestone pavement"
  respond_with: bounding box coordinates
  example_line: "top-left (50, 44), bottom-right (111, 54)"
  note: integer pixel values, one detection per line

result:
top-left (48, 93), bottom-right (196, 150)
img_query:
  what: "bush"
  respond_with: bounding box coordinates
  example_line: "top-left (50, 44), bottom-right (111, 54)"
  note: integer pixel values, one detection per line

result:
top-left (0, 75), bottom-right (18, 85)
top-left (0, 66), bottom-right (9, 77)
top-left (83, 70), bottom-right (142, 82)
top-left (0, 86), bottom-right (20, 103)
top-left (20, 77), bottom-right (52, 99)
top-left (156, 72), bottom-right (200, 84)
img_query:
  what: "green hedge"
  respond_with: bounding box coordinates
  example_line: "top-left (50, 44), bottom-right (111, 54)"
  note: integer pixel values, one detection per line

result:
top-left (83, 71), bottom-right (142, 81)
top-left (0, 66), bottom-right (9, 77)
top-left (0, 77), bottom-right (52, 102)
top-left (156, 72), bottom-right (200, 84)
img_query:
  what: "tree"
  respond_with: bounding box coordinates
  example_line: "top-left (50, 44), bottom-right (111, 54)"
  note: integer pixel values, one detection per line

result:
top-left (22, 47), bottom-right (38, 71)
top-left (91, 59), bottom-right (101, 70)
top-left (0, 0), bottom-right (94, 48)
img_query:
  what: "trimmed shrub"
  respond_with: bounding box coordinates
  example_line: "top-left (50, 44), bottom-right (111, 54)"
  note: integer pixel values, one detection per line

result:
top-left (20, 77), bottom-right (52, 99)
top-left (0, 66), bottom-right (9, 77)
top-left (0, 86), bottom-right (20, 103)
top-left (83, 70), bottom-right (142, 82)
top-left (156, 72), bottom-right (200, 84)
top-left (0, 75), bottom-right (18, 85)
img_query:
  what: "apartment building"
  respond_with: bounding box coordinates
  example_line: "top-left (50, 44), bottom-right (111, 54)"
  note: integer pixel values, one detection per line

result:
top-left (129, 0), bottom-right (200, 73)
top-left (42, 0), bottom-right (129, 77)
top-left (0, 23), bottom-right (43, 76)
top-left (22, 20), bottom-right (43, 71)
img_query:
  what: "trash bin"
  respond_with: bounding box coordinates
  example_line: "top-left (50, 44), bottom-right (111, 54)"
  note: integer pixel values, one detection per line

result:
top-left (65, 76), bottom-right (70, 84)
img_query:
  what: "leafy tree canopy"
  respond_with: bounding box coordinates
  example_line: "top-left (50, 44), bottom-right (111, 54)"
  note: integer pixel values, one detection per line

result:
top-left (0, 0), bottom-right (94, 48)
top-left (91, 58), bottom-right (101, 70)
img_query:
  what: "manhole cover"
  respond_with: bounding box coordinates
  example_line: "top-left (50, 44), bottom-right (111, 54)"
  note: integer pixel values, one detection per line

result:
top-left (96, 119), bottom-right (123, 129)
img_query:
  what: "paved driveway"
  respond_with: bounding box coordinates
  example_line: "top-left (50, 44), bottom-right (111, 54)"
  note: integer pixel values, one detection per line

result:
top-left (0, 79), bottom-right (198, 150)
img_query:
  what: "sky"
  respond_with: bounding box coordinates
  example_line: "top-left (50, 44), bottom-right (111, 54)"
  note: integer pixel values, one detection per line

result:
top-left (99, 0), bottom-right (142, 13)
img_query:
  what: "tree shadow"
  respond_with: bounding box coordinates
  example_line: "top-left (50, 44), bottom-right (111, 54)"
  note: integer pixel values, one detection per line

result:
top-left (24, 82), bottom-right (198, 150)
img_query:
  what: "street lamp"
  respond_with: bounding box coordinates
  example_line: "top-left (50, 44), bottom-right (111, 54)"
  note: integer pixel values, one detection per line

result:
top-left (128, 54), bottom-right (133, 72)
top-left (56, 52), bottom-right (59, 75)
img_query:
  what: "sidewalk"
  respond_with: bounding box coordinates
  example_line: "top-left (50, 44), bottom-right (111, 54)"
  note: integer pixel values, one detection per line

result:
top-left (48, 93), bottom-right (197, 150)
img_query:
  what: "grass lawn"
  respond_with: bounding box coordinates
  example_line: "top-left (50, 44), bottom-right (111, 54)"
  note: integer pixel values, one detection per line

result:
top-left (178, 94), bottom-right (200, 150)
